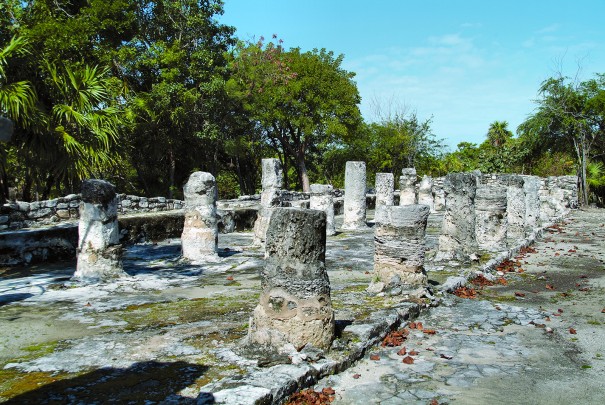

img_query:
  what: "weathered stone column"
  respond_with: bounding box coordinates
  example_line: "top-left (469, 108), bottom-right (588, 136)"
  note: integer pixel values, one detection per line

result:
top-left (181, 171), bottom-right (219, 263)
top-left (247, 208), bottom-right (335, 350)
top-left (539, 178), bottom-right (556, 223)
top-left (372, 205), bottom-right (430, 294)
top-left (417, 175), bottom-right (434, 212)
top-left (522, 175), bottom-right (541, 232)
top-left (374, 173), bottom-right (394, 224)
top-left (433, 176), bottom-right (446, 212)
top-left (436, 172), bottom-right (478, 262)
top-left (253, 158), bottom-right (283, 245)
top-left (310, 184), bottom-right (335, 236)
top-left (74, 179), bottom-right (124, 281)
top-left (399, 168), bottom-right (417, 205)
top-left (505, 175), bottom-right (526, 243)
top-left (475, 178), bottom-right (508, 252)
top-left (558, 175), bottom-right (579, 210)
top-left (342, 161), bottom-right (367, 229)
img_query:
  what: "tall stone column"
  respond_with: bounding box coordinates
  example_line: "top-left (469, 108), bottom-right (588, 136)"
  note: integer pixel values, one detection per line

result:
top-left (74, 179), bottom-right (124, 281)
top-left (372, 205), bottom-right (430, 294)
top-left (310, 184), bottom-right (335, 236)
top-left (505, 175), bottom-right (526, 243)
top-left (253, 158), bottom-right (283, 245)
top-left (417, 175), bottom-right (434, 212)
top-left (181, 171), bottom-right (219, 263)
top-left (436, 172), bottom-right (479, 262)
top-left (374, 173), bottom-right (394, 224)
top-left (522, 175), bottom-right (541, 232)
top-left (475, 179), bottom-right (508, 252)
top-left (342, 161), bottom-right (367, 230)
top-left (433, 176), bottom-right (446, 211)
top-left (247, 208), bottom-right (335, 350)
top-left (399, 168), bottom-right (417, 205)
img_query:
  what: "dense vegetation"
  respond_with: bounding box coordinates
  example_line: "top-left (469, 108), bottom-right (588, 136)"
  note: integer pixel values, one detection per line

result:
top-left (1, 1), bottom-right (604, 205)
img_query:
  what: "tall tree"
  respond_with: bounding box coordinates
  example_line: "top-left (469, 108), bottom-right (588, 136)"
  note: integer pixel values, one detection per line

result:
top-left (227, 39), bottom-right (362, 191)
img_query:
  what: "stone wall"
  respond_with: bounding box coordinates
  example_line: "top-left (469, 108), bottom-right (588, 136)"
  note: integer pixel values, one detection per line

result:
top-left (0, 194), bottom-right (185, 231)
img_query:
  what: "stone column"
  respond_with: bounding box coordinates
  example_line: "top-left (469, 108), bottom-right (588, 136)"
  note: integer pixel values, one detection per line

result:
top-left (181, 171), bottom-right (219, 263)
top-left (310, 184), bottom-right (335, 236)
top-left (505, 175), bottom-right (526, 243)
top-left (539, 178), bottom-right (556, 223)
top-left (342, 161), bottom-right (367, 230)
top-left (247, 208), bottom-right (334, 350)
top-left (417, 175), bottom-right (434, 212)
top-left (433, 176), bottom-right (446, 211)
top-left (372, 205), bottom-right (430, 294)
top-left (436, 172), bottom-right (478, 262)
top-left (558, 175), bottom-right (579, 210)
top-left (253, 158), bottom-right (283, 245)
top-left (475, 179), bottom-right (508, 252)
top-left (522, 175), bottom-right (541, 232)
top-left (399, 168), bottom-right (417, 205)
top-left (74, 179), bottom-right (124, 281)
top-left (374, 173), bottom-right (394, 224)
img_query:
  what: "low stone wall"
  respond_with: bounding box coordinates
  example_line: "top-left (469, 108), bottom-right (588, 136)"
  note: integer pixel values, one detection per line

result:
top-left (0, 194), bottom-right (185, 231)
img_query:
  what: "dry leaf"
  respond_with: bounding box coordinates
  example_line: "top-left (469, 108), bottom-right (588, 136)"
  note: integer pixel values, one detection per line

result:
top-left (515, 292), bottom-right (526, 297)
top-left (322, 387), bottom-right (335, 396)
top-left (402, 356), bottom-right (414, 364)
top-left (397, 347), bottom-right (407, 356)
top-left (440, 353), bottom-right (453, 360)
top-left (546, 284), bottom-right (555, 290)
top-left (370, 354), bottom-right (380, 361)
top-left (226, 276), bottom-right (234, 281)
top-left (569, 328), bottom-right (577, 334)
top-left (353, 374), bottom-right (361, 379)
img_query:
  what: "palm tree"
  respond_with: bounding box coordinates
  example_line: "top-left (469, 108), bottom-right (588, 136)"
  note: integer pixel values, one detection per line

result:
top-left (487, 121), bottom-right (513, 148)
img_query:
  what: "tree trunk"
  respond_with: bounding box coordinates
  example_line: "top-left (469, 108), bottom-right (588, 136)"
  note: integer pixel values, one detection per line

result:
top-left (296, 150), bottom-right (310, 192)
top-left (168, 147), bottom-right (176, 199)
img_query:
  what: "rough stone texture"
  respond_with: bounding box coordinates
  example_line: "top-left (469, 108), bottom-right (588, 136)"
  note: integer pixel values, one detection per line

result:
top-left (342, 161), bottom-right (367, 230)
top-left (505, 175), bottom-right (526, 243)
top-left (399, 168), bottom-right (417, 206)
top-left (557, 175), bottom-right (579, 212)
top-left (253, 158), bottom-right (284, 245)
top-left (181, 172), bottom-right (219, 263)
top-left (374, 173), bottom-right (394, 224)
top-left (74, 180), bottom-right (124, 281)
top-left (475, 178), bottom-right (508, 252)
top-left (373, 205), bottom-right (430, 291)
top-left (433, 176), bottom-right (446, 211)
top-left (522, 175), bottom-right (541, 232)
top-left (247, 208), bottom-right (335, 351)
top-left (436, 172), bottom-right (479, 262)
top-left (309, 184), bottom-right (335, 236)
top-left (417, 175), bottom-right (434, 212)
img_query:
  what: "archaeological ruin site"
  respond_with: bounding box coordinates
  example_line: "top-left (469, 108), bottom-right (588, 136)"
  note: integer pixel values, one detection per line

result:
top-left (1, 161), bottom-right (604, 404)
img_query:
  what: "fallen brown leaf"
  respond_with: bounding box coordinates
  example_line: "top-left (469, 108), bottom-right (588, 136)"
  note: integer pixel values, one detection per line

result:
top-left (370, 354), bottom-right (380, 361)
top-left (409, 350), bottom-right (419, 356)
top-left (440, 353), bottom-right (453, 360)
top-left (569, 328), bottom-right (577, 334)
top-left (397, 347), bottom-right (407, 356)
top-left (322, 387), bottom-right (335, 396)
top-left (353, 374), bottom-right (361, 379)
top-left (226, 276), bottom-right (234, 281)
top-left (545, 284), bottom-right (555, 290)
top-left (402, 356), bottom-right (414, 364)
top-left (423, 329), bottom-right (437, 335)
top-left (515, 292), bottom-right (526, 297)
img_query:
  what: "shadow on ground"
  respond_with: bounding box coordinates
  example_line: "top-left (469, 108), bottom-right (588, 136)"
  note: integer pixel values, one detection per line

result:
top-left (3, 361), bottom-right (208, 404)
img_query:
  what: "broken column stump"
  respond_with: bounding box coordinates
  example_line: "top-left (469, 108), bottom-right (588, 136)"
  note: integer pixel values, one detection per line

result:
top-left (436, 172), bottom-right (479, 262)
top-left (181, 171), bottom-right (219, 263)
top-left (372, 204), bottom-right (430, 294)
top-left (399, 168), bottom-right (417, 206)
top-left (74, 179), bottom-right (125, 281)
top-left (475, 178), bottom-right (508, 252)
top-left (253, 158), bottom-right (284, 245)
top-left (374, 173), bottom-right (394, 224)
top-left (417, 175), bottom-right (435, 212)
top-left (342, 161), bottom-right (367, 230)
top-left (247, 208), bottom-right (335, 351)
top-left (310, 184), bottom-right (335, 236)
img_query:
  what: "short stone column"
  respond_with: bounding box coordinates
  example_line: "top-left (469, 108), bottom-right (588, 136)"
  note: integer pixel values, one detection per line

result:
top-left (374, 173), bottom-right (394, 224)
top-left (558, 175), bottom-right (579, 210)
top-left (372, 205), bottom-right (430, 294)
top-left (522, 175), bottom-right (541, 232)
top-left (399, 168), bottom-right (417, 205)
top-left (436, 172), bottom-right (479, 262)
top-left (475, 180), bottom-right (508, 252)
top-left (74, 179), bottom-right (124, 281)
top-left (342, 161), bottom-right (367, 230)
top-left (310, 184), bottom-right (335, 236)
top-left (433, 177), bottom-right (446, 211)
top-left (181, 171), bottom-right (219, 263)
top-left (417, 175), bottom-right (434, 212)
top-left (505, 175), bottom-right (526, 243)
top-left (247, 208), bottom-right (335, 350)
top-left (253, 158), bottom-right (283, 245)
top-left (539, 178), bottom-right (556, 223)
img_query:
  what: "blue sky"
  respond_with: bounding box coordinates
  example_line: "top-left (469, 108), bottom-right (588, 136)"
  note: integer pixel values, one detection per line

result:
top-left (219, 0), bottom-right (605, 150)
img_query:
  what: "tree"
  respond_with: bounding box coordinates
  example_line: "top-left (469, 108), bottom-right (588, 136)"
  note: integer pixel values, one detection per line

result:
top-left (227, 39), bottom-right (362, 191)
top-left (487, 120), bottom-right (513, 147)
top-left (518, 74), bottom-right (605, 205)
